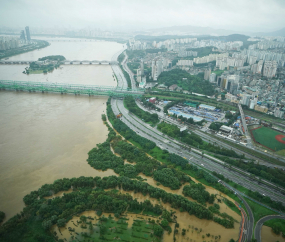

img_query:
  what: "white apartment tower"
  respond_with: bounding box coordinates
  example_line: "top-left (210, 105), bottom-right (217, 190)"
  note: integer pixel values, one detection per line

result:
top-left (263, 61), bottom-right (277, 78)
top-left (151, 59), bottom-right (163, 81)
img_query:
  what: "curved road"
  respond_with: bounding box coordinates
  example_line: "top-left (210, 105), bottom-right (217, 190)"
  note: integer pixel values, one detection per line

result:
top-left (110, 52), bottom-right (285, 205)
top-left (111, 50), bottom-right (285, 242)
top-left (254, 215), bottom-right (285, 242)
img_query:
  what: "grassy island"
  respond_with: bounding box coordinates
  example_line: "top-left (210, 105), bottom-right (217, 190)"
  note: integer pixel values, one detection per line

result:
top-left (23, 55), bottom-right (66, 74)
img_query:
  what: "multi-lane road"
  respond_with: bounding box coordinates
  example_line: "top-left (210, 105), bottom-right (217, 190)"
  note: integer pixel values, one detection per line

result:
top-left (254, 215), bottom-right (285, 242)
top-left (136, 100), bottom-right (285, 169)
top-left (110, 56), bottom-right (285, 205)
top-left (111, 51), bottom-right (285, 241)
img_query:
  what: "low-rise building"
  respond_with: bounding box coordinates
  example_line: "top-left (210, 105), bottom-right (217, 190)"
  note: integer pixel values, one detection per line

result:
top-left (149, 97), bottom-right (156, 104)
top-left (219, 125), bottom-right (233, 134)
top-left (254, 105), bottom-right (268, 113)
top-left (169, 84), bottom-right (178, 91)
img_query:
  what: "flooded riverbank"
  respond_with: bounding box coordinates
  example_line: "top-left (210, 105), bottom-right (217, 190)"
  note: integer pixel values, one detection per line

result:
top-left (261, 225), bottom-right (285, 242)
top-left (50, 188), bottom-right (239, 242)
top-left (0, 91), bottom-right (116, 220)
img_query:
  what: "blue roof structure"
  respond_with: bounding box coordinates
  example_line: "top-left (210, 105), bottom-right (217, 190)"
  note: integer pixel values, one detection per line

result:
top-left (168, 109), bottom-right (203, 122)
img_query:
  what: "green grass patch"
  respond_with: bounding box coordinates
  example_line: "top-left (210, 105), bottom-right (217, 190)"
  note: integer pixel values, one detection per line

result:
top-left (27, 69), bottom-right (45, 74)
top-left (212, 70), bottom-right (225, 76)
top-left (205, 131), bottom-right (285, 166)
top-left (244, 197), bottom-right (277, 223)
top-left (62, 215), bottom-right (160, 242)
top-left (250, 126), bottom-right (285, 151)
top-left (264, 218), bottom-right (285, 234)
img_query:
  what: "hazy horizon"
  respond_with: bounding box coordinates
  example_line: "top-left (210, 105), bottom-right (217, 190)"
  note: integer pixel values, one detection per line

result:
top-left (0, 0), bottom-right (284, 33)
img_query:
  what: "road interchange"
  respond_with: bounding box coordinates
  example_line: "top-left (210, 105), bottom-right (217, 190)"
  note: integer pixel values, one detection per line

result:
top-left (111, 50), bottom-right (285, 242)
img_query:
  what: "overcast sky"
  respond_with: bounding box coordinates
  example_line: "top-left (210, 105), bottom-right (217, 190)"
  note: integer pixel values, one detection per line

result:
top-left (0, 0), bottom-right (284, 32)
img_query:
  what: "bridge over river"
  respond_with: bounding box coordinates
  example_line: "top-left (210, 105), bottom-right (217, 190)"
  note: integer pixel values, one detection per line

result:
top-left (0, 80), bottom-right (144, 97)
top-left (0, 60), bottom-right (119, 65)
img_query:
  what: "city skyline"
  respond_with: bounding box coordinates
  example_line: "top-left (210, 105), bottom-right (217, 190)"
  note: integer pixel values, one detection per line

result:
top-left (0, 0), bottom-right (284, 33)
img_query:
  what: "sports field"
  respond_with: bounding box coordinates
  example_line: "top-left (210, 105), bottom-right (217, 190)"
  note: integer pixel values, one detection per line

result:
top-left (250, 126), bottom-right (285, 151)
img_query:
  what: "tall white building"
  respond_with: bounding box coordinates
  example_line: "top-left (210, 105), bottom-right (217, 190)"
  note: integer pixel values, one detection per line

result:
top-left (151, 59), bottom-right (163, 81)
top-left (204, 68), bottom-right (211, 81)
top-left (209, 73), bottom-right (216, 83)
top-left (241, 94), bottom-right (251, 106)
top-left (263, 61), bottom-right (277, 78)
top-left (140, 60), bottom-right (144, 76)
top-left (177, 60), bottom-right (193, 67)
top-left (226, 75), bottom-right (239, 94)
top-left (257, 60), bottom-right (263, 74)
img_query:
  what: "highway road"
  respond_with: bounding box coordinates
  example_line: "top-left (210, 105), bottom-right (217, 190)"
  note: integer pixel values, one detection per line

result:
top-left (223, 182), bottom-right (254, 242)
top-left (136, 101), bottom-right (285, 169)
top-left (254, 215), bottom-right (285, 242)
top-left (112, 97), bottom-right (285, 205)
top-left (109, 51), bottom-right (285, 242)
top-left (110, 53), bottom-right (285, 242)
top-left (110, 55), bottom-right (285, 205)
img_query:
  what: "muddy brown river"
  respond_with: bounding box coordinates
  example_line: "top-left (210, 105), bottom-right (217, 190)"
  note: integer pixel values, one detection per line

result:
top-left (0, 38), bottom-right (122, 220)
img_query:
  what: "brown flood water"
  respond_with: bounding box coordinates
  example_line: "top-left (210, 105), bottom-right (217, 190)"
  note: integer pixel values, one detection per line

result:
top-left (139, 173), bottom-right (240, 223)
top-left (261, 226), bottom-right (285, 242)
top-left (51, 188), bottom-right (239, 242)
top-left (53, 211), bottom-right (157, 241)
top-left (0, 91), bottom-right (117, 220)
top-left (116, 189), bottom-right (239, 242)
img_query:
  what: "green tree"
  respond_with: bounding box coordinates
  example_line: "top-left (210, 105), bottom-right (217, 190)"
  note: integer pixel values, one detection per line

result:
top-left (161, 219), bottom-right (169, 227)
top-left (57, 219), bottom-right (66, 228)
top-left (0, 211), bottom-right (5, 223)
top-left (153, 224), bottom-right (164, 237)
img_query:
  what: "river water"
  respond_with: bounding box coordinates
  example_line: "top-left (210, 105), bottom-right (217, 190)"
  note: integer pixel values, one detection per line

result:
top-left (0, 38), bottom-right (122, 220)
top-left (0, 37), bottom-right (239, 242)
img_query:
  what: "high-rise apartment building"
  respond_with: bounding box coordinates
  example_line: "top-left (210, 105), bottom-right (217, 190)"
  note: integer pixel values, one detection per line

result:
top-left (204, 68), bottom-right (211, 81)
top-left (209, 73), bottom-right (216, 83)
top-left (241, 94), bottom-right (251, 106)
top-left (20, 30), bottom-right (26, 42)
top-left (140, 60), bottom-right (144, 76)
top-left (263, 61), bottom-right (277, 78)
top-left (25, 26), bottom-right (31, 42)
top-left (257, 60), bottom-right (263, 74)
top-left (151, 59), bottom-right (163, 81)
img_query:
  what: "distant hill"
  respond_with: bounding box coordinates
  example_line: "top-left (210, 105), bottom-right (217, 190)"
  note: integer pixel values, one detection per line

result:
top-left (135, 33), bottom-right (250, 43)
top-left (141, 25), bottom-right (285, 37)
top-left (256, 27), bottom-right (285, 37)
top-left (147, 25), bottom-right (235, 36)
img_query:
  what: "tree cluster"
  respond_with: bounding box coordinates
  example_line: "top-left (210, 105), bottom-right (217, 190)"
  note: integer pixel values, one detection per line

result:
top-left (38, 55), bottom-right (66, 61)
top-left (0, 211), bottom-right (5, 224)
top-left (107, 102), bottom-right (156, 151)
top-left (141, 98), bottom-right (161, 111)
top-left (209, 122), bottom-right (224, 131)
top-left (0, 178), bottom-right (166, 242)
top-left (157, 69), bottom-right (215, 96)
top-left (153, 168), bottom-right (190, 190)
top-left (125, 96), bottom-right (159, 125)
top-left (182, 183), bottom-right (215, 204)
top-left (157, 121), bottom-right (242, 159)
top-left (214, 154), bottom-right (285, 190)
